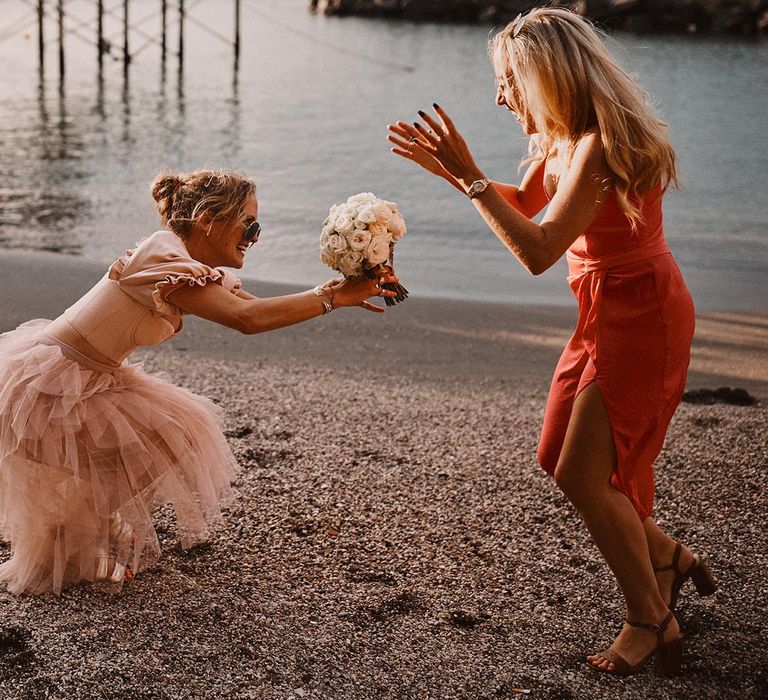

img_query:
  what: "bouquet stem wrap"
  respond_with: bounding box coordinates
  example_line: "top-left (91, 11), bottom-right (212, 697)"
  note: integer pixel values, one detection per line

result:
top-left (364, 245), bottom-right (408, 307)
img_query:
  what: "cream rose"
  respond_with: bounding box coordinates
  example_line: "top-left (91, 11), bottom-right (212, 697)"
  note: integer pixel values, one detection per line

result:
top-left (371, 203), bottom-right (392, 225)
top-left (338, 250), bottom-right (364, 276)
top-left (368, 222), bottom-right (392, 242)
top-left (320, 248), bottom-right (338, 269)
top-left (365, 237), bottom-right (390, 266)
top-left (348, 229), bottom-right (372, 251)
top-left (326, 233), bottom-right (347, 253)
top-left (388, 212), bottom-right (406, 241)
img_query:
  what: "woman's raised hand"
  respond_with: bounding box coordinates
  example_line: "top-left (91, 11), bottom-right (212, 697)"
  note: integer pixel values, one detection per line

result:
top-left (388, 105), bottom-right (483, 190)
top-left (326, 269), bottom-right (399, 313)
top-left (387, 120), bottom-right (457, 184)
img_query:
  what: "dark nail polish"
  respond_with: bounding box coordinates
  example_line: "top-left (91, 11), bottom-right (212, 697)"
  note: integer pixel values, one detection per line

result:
top-left (418, 110), bottom-right (425, 116)
top-left (433, 102), bottom-right (440, 109)
top-left (413, 122), bottom-right (421, 128)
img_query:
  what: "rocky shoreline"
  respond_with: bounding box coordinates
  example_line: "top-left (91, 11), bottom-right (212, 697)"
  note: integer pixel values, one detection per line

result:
top-left (311, 0), bottom-right (768, 35)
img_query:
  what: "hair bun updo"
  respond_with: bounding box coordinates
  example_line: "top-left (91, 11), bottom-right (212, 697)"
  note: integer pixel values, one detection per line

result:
top-left (150, 173), bottom-right (183, 205)
top-left (148, 169), bottom-right (256, 237)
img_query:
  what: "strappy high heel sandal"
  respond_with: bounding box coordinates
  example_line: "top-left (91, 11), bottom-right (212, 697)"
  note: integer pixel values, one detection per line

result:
top-left (95, 556), bottom-right (132, 583)
top-left (95, 512), bottom-right (135, 584)
top-left (654, 542), bottom-right (717, 611)
top-left (588, 611), bottom-right (682, 677)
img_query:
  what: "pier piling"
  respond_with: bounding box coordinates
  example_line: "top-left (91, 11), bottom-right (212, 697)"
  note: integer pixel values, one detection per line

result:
top-left (178, 0), bottom-right (185, 67)
top-left (57, 0), bottom-right (64, 82)
top-left (37, 0), bottom-right (44, 73)
top-left (161, 0), bottom-right (167, 68)
top-left (123, 0), bottom-right (130, 75)
top-left (97, 0), bottom-right (104, 71)
top-left (234, 0), bottom-right (241, 70)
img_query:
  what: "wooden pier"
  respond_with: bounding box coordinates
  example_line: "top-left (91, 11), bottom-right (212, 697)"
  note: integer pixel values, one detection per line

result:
top-left (27, 0), bottom-right (243, 82)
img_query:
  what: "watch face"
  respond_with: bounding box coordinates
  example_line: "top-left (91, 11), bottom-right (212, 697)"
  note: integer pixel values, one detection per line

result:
top-left (469, 180), bottom-right (486, 196)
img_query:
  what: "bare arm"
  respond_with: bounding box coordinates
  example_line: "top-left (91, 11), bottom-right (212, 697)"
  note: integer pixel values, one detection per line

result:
top-left (410, 107), bottom-right (610, 275)
top-left (489, 157), bottom-right (549, 219)
top-left (168, 273), bottom-right (399, 334)
top-left (464, 135), bottom-right (609, 274)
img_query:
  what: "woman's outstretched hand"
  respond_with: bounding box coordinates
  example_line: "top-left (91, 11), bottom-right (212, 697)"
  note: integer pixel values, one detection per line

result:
top-left (387, 120), bottom-right (458, 186)
top-left (325, 268), bottom-right (399, 313)
top-left (387, 105), bottom-right (484, 191)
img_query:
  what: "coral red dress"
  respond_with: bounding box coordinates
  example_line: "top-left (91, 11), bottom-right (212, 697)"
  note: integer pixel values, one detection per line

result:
top-left (0, 231), bottom-right (241, 594)
top-left (537, 186), bottom-right (695, 519)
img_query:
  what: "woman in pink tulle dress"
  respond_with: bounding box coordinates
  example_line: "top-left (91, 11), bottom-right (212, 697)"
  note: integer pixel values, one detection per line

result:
top-left (0, 169), bottom-right (399, 595)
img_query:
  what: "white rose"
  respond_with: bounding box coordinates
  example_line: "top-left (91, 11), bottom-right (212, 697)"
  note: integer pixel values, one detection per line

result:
top-left (326, 233), bottom-right (347, 253)
top-left (368, 222), bottom-right (392, 242)
top-left (356, 207), bottom-right (377, 225)
top-left (348, 229), bottom-right (372, 251)
top-left (338, 250), bottom-right (364, 277)
top-left (335, 214), bottom-right (354, 235)
top-left (320, 224), bottom-right (336, 246)
top-left (347, 192), bottom-right (377, 206)
top-left (365, 237), bottom-right (390, 266)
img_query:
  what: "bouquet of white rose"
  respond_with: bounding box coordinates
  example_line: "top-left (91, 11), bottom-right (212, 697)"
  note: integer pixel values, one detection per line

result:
top-left (320, 192), bottom-right (408, 306)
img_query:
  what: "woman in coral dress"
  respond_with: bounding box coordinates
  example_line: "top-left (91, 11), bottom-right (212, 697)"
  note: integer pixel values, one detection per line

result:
top-left (0, 169), bottom-right (399, 595)
top-left (388, 8), bottom-right (715, 677)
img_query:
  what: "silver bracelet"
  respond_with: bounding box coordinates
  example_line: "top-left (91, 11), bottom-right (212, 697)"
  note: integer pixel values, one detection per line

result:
top-left (312, 285), bottom-right (334, 315)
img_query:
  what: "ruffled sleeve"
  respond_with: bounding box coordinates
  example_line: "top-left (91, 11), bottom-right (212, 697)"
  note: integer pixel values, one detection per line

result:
top-left (108, 231), bottom-right (242, 317)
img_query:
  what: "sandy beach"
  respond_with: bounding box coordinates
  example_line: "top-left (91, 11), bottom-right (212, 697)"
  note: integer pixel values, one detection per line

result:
top-left (0, 250), bottom-right (766, 699)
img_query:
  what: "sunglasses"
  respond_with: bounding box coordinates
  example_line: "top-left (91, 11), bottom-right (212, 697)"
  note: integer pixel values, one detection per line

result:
top-left (243, 220), bottom-right (261, 246)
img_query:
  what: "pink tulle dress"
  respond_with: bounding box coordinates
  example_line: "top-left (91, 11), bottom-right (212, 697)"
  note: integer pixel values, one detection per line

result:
top-left (0, 231), bottom-right (241, 594)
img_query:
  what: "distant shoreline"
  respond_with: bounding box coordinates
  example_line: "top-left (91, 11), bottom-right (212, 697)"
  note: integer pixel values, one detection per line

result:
top-left (311, 0), bottom-right (768, 36)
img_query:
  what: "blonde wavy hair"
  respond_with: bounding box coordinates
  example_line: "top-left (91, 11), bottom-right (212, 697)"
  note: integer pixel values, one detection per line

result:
top-left (150, 169), bottom-right (256, 237)
top-left (489, 7), bottom-right (679, 230)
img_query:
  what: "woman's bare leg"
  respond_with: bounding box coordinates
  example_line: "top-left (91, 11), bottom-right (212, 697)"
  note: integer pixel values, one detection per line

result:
top-left (552, 383), bottom-right (678, 670)
top-left (644, 517), bottom-right (695, 607)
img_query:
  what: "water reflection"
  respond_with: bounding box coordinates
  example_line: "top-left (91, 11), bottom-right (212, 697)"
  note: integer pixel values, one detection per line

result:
top-left (223, 74), bottom-right (241, 161)
top-left (1, 33), bottom-right (244, 255)
top-left (1, 3), bottom-right (765, 310)
top-left (95, 63), bottom-right (106, 119)
top-left (120, 66), bottom-right (133, 146)
top-left (0, 66), bottom-right (88, 254)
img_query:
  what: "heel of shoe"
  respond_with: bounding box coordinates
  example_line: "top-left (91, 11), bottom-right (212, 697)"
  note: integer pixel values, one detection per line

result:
top-left (655, 637), bottom-right (683, 677)
top-left (690, 559), bottom-right (717, 597)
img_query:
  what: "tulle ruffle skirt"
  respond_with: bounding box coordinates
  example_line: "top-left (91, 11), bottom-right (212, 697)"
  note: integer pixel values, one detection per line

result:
top-left (0, 320), bottom-right (238, 594)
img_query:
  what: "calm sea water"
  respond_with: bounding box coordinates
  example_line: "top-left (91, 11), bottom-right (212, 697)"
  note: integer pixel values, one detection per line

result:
top-left (1, 0), bottom-right (767, 309)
